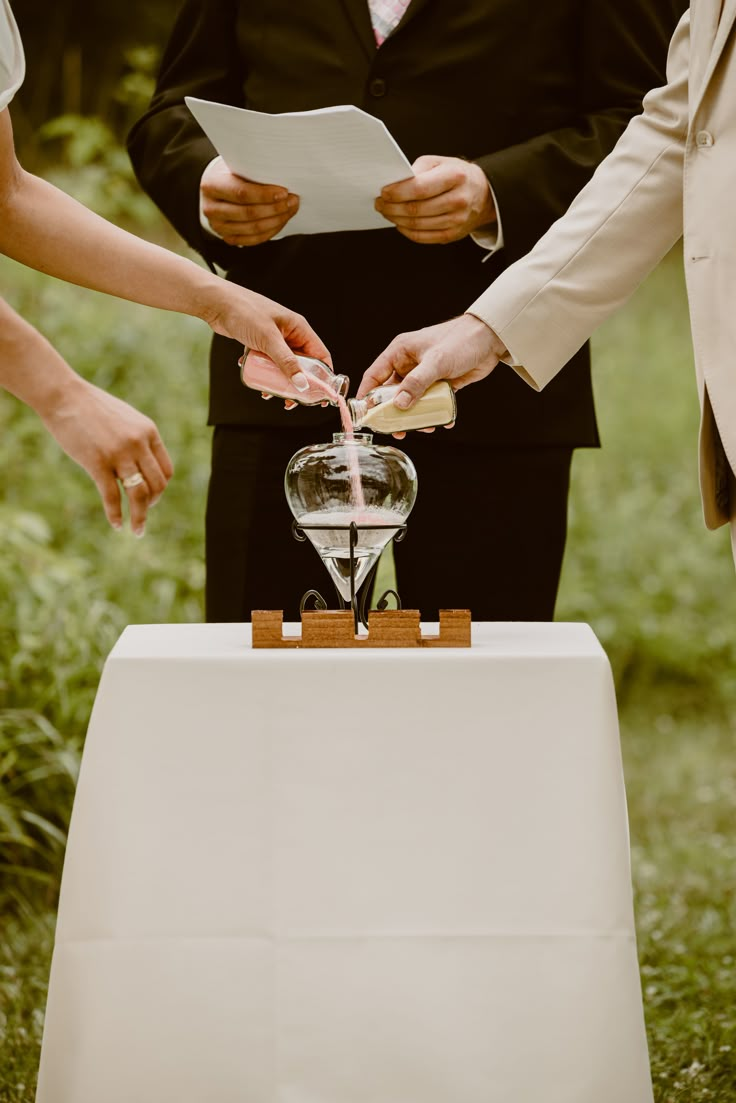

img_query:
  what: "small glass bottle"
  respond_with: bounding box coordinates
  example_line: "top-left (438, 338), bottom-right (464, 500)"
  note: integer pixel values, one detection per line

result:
top-left (239, 349), bottom-right (349, 407)
top-left (348, 380), bottom-right (456, 434)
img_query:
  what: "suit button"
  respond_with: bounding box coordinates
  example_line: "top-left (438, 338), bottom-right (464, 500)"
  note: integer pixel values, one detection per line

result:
top-left (696, 129), bottom-right (714, 147)
top-left (369, 77), bottom-right (387, 97)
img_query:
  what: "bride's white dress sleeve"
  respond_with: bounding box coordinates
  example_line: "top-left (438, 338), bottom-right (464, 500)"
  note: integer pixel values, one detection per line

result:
top-left (0, 0), bottom-right (25, 112)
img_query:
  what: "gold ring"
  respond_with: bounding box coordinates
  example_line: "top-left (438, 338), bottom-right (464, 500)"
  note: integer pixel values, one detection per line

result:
top-left (121, 472), bottom-right (145, 490)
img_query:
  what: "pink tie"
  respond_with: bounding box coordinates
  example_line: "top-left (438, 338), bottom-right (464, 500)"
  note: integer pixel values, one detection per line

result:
top-left (368, 0), bottom-right (411, 46)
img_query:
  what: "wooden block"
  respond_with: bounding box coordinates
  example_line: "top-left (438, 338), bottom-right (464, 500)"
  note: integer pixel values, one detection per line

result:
top-left (301, 610), bottom-right (357, 648)
top-left (251, 609), bottom-right (472, 649)
top-left (252, 610), bottom-right (300, 648)
top-left (421, 609), bottom-right (472, 648)
top-left (366, 609), bottom-right (421, 647)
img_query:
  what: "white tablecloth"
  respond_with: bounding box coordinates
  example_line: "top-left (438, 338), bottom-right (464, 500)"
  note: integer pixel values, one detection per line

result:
top-left (36, 622), bottom-right (653, 1103)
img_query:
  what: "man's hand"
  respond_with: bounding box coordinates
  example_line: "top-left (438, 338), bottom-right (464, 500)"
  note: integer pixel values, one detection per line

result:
top-left (375, 155), bottom-right (496, 244)
top-left (200, 158), bottom-right (299, 246)
top-left (358, 314), bottom-right (507, 407)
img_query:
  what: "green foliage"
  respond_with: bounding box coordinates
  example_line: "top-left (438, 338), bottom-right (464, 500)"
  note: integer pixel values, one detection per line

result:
top-left (0, 913), bottom-right (54, 1103)
top-left (625, 696), bottom-right (736, 1101)
top-left (0, 250), bottom-right (210, 916)
top-left (557, 249), bottom-right (736, 701)
top-left (0, 709), bottom-right (78, 916)
top-left (31, 48), bottom-right (162, 226)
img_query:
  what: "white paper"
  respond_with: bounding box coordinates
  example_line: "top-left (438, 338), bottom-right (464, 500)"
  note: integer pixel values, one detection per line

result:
top-left (185, 97), bottom-right (414, 237)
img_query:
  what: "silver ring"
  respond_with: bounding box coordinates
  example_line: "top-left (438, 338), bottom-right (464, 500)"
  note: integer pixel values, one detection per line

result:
top-left (121, 472), bottom-right (145, 490)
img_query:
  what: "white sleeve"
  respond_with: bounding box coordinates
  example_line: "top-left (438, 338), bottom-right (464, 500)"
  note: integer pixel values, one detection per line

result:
top-left (199, 155), bottom-right (227, 240)
top-left (0, 0), bottom-right (25, 112)
top-left (470, 181), bottom-right (505, 259)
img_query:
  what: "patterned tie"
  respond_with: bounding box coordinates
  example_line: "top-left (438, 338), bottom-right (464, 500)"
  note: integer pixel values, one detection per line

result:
top-left (368, 0), bottom-right (412, 46)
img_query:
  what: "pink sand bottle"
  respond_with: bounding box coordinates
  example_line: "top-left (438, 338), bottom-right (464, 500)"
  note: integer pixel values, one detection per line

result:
top-left (239, 349), bottom-right (349, 407)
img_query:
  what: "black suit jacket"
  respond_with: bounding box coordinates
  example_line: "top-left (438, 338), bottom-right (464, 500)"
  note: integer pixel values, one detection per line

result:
top-left (129, 0), bottom-right (684, 444)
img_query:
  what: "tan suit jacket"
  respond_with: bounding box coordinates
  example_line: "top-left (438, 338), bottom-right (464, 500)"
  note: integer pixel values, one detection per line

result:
top-left (469, 1), bottom-right (736, 544)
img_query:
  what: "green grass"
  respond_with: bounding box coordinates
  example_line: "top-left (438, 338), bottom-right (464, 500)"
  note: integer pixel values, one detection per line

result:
top-left (1, 242), bottom-right (735, 1100)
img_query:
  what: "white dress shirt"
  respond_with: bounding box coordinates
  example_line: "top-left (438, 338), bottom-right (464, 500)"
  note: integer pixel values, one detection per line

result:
top-left (0, 0), bottom-right (25, 112)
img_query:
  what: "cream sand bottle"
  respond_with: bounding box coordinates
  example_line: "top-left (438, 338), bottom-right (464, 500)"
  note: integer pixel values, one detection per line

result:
top-left (348, 380), bottom-right (456, 434)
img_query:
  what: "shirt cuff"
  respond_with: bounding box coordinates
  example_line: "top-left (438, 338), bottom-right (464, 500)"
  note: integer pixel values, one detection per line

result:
top-left (470, 182), bottom-right (504, 261)
top-left (199, 156), bottom-right (226, 240)
top-left (464, 308), bottom-right (540, 390)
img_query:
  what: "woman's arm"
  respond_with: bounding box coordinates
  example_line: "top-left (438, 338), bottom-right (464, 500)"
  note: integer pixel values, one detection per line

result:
top-left (1, 296), bottom-right (173, 535)
top-left (0, 109), bottom-right (330, 385)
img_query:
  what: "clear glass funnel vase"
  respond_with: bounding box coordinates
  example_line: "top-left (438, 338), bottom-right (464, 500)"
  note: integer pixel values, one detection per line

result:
top-left (284, 433), bottom-right (418, 603)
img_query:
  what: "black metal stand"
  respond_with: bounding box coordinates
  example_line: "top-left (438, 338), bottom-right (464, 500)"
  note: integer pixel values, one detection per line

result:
top-left (292, 519), bottom-right (407, 634)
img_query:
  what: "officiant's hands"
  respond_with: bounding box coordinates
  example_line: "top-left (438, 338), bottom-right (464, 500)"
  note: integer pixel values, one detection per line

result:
top-left (375, 155), bottom-right (497, 244)
top-left (200, 158), bottom-right (299, 246)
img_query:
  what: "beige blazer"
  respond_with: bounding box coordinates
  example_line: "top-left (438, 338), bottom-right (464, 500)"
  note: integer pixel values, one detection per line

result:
top-left (469, 1), bottom-right (736, 541)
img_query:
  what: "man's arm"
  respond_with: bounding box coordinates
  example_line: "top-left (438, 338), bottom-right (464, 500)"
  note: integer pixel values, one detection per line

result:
top-left (360, 11), bottom-right (690, 404)
top-left (474, 0), bottom-right (687, 261)
top-left (469, 8), bottom-right (690, 391)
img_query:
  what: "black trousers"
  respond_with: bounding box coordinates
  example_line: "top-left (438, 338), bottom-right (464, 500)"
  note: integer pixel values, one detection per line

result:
top-left (205, 426), bottom-right (574, 623)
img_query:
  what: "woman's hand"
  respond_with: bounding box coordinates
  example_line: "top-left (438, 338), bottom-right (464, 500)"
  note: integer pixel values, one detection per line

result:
top-left (40, 377), bottom-right (174, 536)
top-left (200, 282), bottom-right (333, 392)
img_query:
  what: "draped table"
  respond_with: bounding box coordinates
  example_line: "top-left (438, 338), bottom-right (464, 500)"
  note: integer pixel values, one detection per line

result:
top-left (36, 622), bottom-right (653, 1103)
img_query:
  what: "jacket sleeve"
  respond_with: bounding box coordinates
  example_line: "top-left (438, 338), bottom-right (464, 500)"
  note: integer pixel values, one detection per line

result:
top-left (468, 10), bottom-right (690, 391)
top-left (127, 0), bottom-right (245, 270)
top-left (475, 0), bottom-right (688, 260)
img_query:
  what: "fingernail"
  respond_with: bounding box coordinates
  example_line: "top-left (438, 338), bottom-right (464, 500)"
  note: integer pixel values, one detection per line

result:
top-left (394, 391), bottom-right (413, 409)
top-left (112, 521), bottom-right (122, 531)
top-left (273, 190), bottom-right (286, 202)
top-left (287, 195), bottom-right (298, 209)
top-left (134, 526), bottom-right (145, 539)
top-left (292, 371), bottom-right (310, 392)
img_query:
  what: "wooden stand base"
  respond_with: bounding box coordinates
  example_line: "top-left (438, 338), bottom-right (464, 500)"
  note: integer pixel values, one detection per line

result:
top-left (252, 609), bottom-right (471, 649)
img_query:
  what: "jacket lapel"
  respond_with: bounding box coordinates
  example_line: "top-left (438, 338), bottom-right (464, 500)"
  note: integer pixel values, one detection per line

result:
top-left (340, 0), bottom-right (378, 62)
top-left (693, 0), bottom-right (736, 115)
top-left (390, 0), bottom-right (433, 38)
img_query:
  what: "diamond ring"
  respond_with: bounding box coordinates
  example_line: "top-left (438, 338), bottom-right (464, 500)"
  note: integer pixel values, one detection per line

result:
top-left (121, 472), bottom-right (146, 490)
